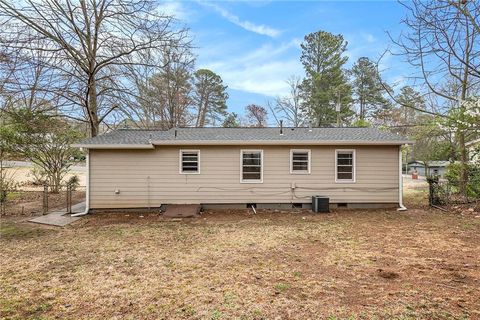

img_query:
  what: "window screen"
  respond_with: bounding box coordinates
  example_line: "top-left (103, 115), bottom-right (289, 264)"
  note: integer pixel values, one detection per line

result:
top-left (181, 151), bottom-right (199, 173)
top-left (242, 151), bottom-right (262, 182)
top-left (336, 150), bottom-right (354, 181)
top-left (291, 150), bottom-right (310, 173)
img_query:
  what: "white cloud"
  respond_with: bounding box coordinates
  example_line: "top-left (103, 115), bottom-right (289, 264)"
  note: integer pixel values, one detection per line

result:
top-left (199, 40), bottom-right (304, 97)
top-left (156, 1), bottom-right (190, 21)
top-left (199, 2), bottom-right (281, 38)
top-left (361, 33), bottom-right (376, 44)
top-left (235, 38), bottom-right (300, 63)
top-left (225, 60), bottom-right (303, 96)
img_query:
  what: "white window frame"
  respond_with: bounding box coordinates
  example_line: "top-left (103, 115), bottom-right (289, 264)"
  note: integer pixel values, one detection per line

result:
top-left (290, 149), bottom-right (311, 174)
top-left (335, 149), bottom-right (356, 183)
top-left (240, 149), bottom-right (263, 183)
top-left (179, 149), bottom-right (200, 174)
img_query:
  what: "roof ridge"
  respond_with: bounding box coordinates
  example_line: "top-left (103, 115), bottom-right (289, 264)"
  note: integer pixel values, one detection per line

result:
top-left (116, 126), bottom-right (379, 130)
top-left (117, 128), bottom-right (168, 131)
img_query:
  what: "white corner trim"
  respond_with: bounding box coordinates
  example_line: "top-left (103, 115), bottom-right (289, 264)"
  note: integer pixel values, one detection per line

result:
top-left (290, 149), bottom-right (311, 174)
top-left (240, 149), bottom-right (264, 183)
top-left (398, 145), bottom-right (407, 211)
top-left (179, 149), bottom-right (200, 174)
top-left (72, 149), bottom-right (89, 217)
top-left (335, 149), bottom-right (356, 183)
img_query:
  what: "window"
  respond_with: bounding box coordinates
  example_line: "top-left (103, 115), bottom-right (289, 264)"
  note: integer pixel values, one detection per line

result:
top-left (290, 149), bottom-right (311, 174)
top-left (335, 149), bottom-right (355, 182)
top-left (241, 150), bottom-right (263, 183)
top-left (180, 150), bottom-right (200, 174)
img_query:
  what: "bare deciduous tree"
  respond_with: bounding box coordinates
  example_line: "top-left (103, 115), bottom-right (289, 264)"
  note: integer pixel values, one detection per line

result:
top-left (245, 104), bottom-right (268, 127)
top-left (0, 0), bottom-right (190, 136)
top-left (131, 47), bottom-right (194, 129)
top-left (273, 76), bottom-right (304, 127)
top-left (379, 0), bottom-right (480, 195)
top-left (0, 40), bottom-right (69, 113)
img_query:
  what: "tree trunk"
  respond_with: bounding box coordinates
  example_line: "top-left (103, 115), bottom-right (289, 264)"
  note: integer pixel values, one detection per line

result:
top-left (458, 130), bottom-right (468, 197)
top-left (458, 15), bottom-right (471, 198)
top-left (51, 171), bottom-right (61, 194)
top-left (88, 77), bottom-right (99, 137)
top-left (360, 97), bottom-right (365, 121)
top-left (196, 101), bottom-right (205, 127)
top-left (199, 97), bottom-right (209, 127)
top-left (195, 99), bottom-right (202, 127)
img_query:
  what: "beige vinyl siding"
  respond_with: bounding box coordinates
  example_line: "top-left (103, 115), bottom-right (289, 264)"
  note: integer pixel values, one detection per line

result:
top-left (89, 145), bottom-right (399, 208)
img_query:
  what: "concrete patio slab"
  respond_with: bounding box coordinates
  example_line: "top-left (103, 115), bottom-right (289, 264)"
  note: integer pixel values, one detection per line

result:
top-left (28, 202), bottom-right (86, 227)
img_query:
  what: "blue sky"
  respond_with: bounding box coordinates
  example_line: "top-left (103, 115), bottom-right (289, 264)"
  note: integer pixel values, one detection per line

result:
top-left (158, 1), bottom-right (409, 122)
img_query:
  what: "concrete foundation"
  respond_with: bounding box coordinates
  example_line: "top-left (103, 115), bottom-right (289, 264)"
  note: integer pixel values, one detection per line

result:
top-left (89, 202), bottom-right (399, 212)
top-left (329, 203), bottom-right (398, 209)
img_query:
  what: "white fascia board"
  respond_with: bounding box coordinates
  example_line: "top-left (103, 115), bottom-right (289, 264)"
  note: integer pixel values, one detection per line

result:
top-left (71, 144), bottom-right (155, 149)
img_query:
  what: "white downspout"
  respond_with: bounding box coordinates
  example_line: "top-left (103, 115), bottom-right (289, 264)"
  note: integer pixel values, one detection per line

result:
top-left (72, 149), bottom-right (90, 217)
top-left (398, 145), bottom-right (407, 211)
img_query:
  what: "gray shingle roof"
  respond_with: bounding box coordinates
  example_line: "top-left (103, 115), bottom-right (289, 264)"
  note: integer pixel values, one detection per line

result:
top-left (408, 160), bottom-right (451, 167)
top-left (75, 127), bottom-right (412, 148)
top-left (77, 129), bottom-right (170, 145)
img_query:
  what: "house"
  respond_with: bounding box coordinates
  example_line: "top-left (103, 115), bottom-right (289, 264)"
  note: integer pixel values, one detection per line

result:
top-left (407, 160), bottom-right (450, 178)
top-left (466, 138), bottom-right (480, 163)
top-left (73, 127), bottom-right (412, 213)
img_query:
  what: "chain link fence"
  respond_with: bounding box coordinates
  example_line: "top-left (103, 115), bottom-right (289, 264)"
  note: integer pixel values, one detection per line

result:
top-left (427, 177), bottom-right (480, 208)
top-left (0, 184), bottom-right (86, 216)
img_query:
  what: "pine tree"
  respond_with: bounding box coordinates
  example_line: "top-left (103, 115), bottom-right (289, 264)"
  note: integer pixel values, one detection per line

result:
top-left (299, 31), bottom-right (353, 126)
top-left (192, 69), bottom-right (229, 127)
top-left (351, 57), bottom-right (390, 121)
top-left (222, 112), bottom-right (240, 128)
top-left (395, 86), bottom-right (425, 125)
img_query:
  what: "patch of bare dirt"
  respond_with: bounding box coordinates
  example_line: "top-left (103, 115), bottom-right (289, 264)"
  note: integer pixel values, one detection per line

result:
top-left (376, 268), bottom-right (400, 279)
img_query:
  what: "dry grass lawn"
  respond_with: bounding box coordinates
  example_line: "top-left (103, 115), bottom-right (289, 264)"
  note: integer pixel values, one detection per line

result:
top-left (1, 203), bottom-right (480, 320)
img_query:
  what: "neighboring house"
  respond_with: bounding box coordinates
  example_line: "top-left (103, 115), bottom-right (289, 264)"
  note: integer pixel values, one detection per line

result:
top-left (74, 127), bottom-right (412, 212)
top-left (466, 138), bottom-right (480, 163)
top-left (407, 160), bottom-right (450, 178)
